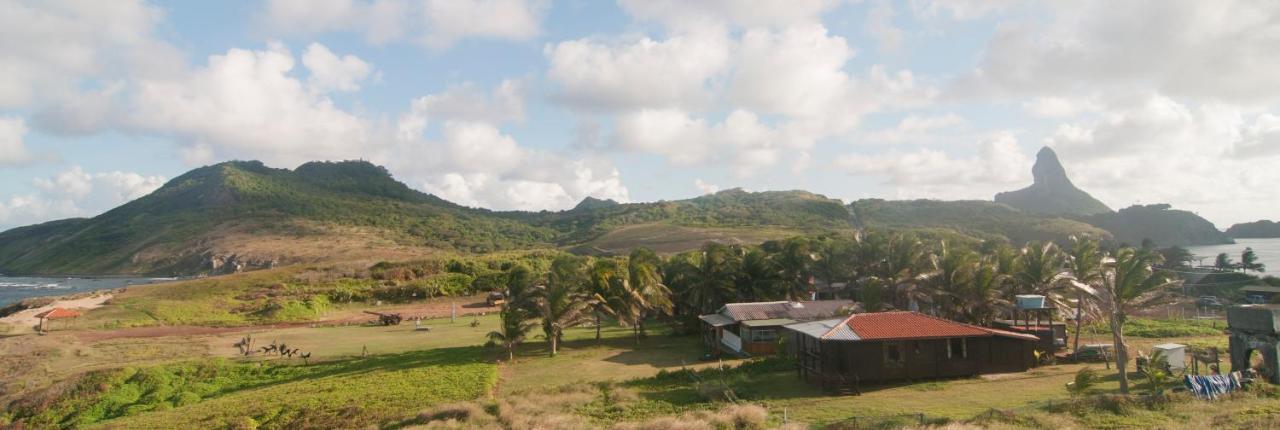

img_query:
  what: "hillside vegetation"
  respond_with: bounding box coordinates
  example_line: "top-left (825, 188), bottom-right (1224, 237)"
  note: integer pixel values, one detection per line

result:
top-left (1227, 220), bottom-right (1280, 238)
top-left (1085, 204), bottom-right (1233, 247)
top-left (0, 162), bottom-right (855, 275)
top-left (850, 199), bottom-right (1110, 244)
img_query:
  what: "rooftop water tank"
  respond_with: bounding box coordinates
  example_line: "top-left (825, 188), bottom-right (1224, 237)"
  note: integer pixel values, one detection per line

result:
top-left (1016, 295), bottom-right (1046, 310)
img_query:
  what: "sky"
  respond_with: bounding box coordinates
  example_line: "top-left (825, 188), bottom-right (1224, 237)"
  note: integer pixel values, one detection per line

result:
top-left (1, 0), bottom-right (1278, 232)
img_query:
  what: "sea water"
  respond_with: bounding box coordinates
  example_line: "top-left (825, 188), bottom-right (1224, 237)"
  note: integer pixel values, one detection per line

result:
top-left (1185, 238), bottom-right (1280, 272)
top-left (0, 276), bottom-right (173, 307)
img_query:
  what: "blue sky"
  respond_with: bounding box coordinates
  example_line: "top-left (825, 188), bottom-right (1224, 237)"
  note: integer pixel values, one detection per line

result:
top-left (2, 0), bottom-right (1279, 231)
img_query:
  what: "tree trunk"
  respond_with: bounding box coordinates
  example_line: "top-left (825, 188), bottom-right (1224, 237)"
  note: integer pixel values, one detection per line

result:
top-left (633, 324), bottom-right (640, 344)
top-left (1073, 292), bottom-right (1084, 354)
top-left (1111, 313), bottom-right (1129, 394)
top-left (595, 311), bottom-right (602, 342)
top-left (639, 314), bottom-right (648, 338)
top-left (508, 345), bottom-right (514, 362)
top-left (550, 330), bottom-right (559, 357)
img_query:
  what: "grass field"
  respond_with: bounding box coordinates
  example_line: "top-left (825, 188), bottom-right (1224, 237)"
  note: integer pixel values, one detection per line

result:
top-left (4, 291), bottom-right (1278, 429)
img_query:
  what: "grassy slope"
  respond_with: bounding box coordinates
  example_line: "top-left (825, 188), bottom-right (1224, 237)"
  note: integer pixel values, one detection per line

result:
top-left (851, 199), bottom-right (1112, 244)
top-left (0, 166), bottom-right (859, 275)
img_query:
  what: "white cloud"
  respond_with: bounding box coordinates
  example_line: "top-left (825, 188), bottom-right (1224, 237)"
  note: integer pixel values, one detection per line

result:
top-left (612, 108), bottom-right (782, 176)
top-left (694, 179), bottom-right (720, 195)
top-left (910, 0), bottom-right (1016, 20)
top-left (1041, 94), bottom-right (1280, 225)
top-left (835, 131), bottom-right (1031, 198)
top-left (421, 0), bottom-right (547, 49)
top-left (867, 0), bottom-right (905, 53)
top-left (861, 113), bottom-right (967, 144)
top-left (959, 1), bottom-right (1280, 104)
top-left (0, 117), bottom-right (33, 166)
top-left (618, 0), bottom-right (837, 30)
top-left (258, 0), bottom-right (545, 49)
top-left (545, 29), bottom-right (730, 111)
top-left (0, 166), bottom-right (165, 230)
top-left (0, 0), bottom-right (182, 109)
top-left (302, 43), bottom-right (374, 92)
top-left (1022, 96), bottom-right (1100, 119)
top-left (123, 43), bottom-right (372, 166)
top-left (400, 80), bottom-right (525, 131)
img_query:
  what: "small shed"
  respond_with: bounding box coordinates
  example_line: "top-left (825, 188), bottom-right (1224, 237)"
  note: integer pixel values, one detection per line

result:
top-left (34, 308), bottom-right (82, 332)
top-left (1153, 343), bottom-right (1187, 371)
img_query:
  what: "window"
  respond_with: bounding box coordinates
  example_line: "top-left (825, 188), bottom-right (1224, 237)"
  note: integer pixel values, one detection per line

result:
top-left (948, 338), bottom-right (967, 359)
top-left (751, 328), bottom-right (778, 342)
top-left (884, 342), bottom-right (905, 365)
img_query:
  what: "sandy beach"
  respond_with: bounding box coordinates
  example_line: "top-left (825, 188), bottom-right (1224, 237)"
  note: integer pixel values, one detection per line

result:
top-left (0, 293), bottom-right (113, 333)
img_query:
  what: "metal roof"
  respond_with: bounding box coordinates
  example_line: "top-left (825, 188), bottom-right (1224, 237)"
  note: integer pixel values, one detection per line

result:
top-left (741, 318), bottom-right (796, 327)
top-left (698, 313), bottom-right (735, 327)
top-left (785, 317), bottom-right (862, 341)
top-left (786, 311), bottom-right (1039, 342)
top-left (718, 300), bottom-right (855, 322)
top-left (1243, 285), bottom-right (1280, 294)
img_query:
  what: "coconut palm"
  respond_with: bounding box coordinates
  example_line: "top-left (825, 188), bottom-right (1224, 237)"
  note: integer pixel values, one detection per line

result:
top-left (488, 304), bottom-right (537, 361)
top-left (777, 237), bottom-right (817, 301)
top-left (929, 242), bottom-right (976, 318)
top-left (1215, 253), bottom-right (1235, 271)
top-left (1014, 241), bottom-right (1067, 297)
top-left (587, 258), bottom-right (625, 342)
top-left (670, 243), bottom-right (741, 319)
top-left (739, 248), bottom-right (785, 301)
top-left (537, 256), bottom-right (592, 357)
top-left (1082, 247), bottom-right (1182, 393)
top-left (958, 256), bottom-right (1010, 325)
top-left (628, 247), bottom-right (671, 338)
top-left (876, 233), bottom-right (937, 311)
top-left (1243, 248), bottom-right (1266, 273)
top-left (1065, 236), bottom-right (1104, 354)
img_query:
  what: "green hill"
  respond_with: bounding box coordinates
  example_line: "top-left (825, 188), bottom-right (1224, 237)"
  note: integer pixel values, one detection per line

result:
top-left (1085, 204), bottom-right (1233, 247)
top-left (850, 199), bottom-right (1111, 244)
top-left (1226, 220), bottom-right (1280, 238)
top-left (0, 164), bottom-right (857, 275)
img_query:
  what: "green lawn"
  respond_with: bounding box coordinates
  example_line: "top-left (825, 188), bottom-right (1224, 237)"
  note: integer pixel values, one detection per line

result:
top-left (4, 347), bottom-right (496, 430)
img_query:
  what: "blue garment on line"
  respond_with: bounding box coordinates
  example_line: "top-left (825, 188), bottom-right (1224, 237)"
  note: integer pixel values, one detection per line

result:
top-left (1183, 372), bottom-right (1242, 399)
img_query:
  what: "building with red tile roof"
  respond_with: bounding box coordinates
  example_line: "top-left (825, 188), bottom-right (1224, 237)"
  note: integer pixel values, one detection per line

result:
top-left (34, 308), bottom-right (82, 332)
top-left (784, 312), bottom-right (1038, 392)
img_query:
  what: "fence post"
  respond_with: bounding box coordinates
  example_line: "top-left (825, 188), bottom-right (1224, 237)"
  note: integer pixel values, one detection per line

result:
top-left (917, 413), bottom-right (924, 425)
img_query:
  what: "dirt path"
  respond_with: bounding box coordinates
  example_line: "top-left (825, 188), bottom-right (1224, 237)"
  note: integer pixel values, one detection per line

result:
top-left (0, 294), bottom-right (113, 333)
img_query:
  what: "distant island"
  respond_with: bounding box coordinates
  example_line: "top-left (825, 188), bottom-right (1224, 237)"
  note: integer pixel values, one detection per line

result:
top-left (1227, 220), bottom-right (1280, 238)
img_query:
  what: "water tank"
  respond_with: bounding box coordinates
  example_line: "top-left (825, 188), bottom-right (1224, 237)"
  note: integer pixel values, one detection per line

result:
top-left (1016, 295), bottom-right (1046, 310)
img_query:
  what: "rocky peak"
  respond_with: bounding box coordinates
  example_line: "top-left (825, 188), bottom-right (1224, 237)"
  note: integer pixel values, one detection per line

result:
top-left (994, 146), bottom-right (1112, 216)
top-left (1031, 147), bottom-right (1073, 189)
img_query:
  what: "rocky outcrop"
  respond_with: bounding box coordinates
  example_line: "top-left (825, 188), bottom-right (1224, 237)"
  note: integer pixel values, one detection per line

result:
top-left (205, 253), bottom-right (278, 275)
top-left (995, 147), bottom-right (1113, 216)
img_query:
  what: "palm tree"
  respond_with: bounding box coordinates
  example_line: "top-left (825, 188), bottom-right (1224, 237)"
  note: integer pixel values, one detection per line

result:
top-left (929, 242), bottom-right (975, 319)
top-left (628, 248), bottom-right (671, 338)
top-left (670, 243), bottom-right (741, 319)
top-left (488, 304), bottom-right (537, 361)
top-left (1014, 241), bottom-right (1067, 297)
top-left (1243, 248), bottom-right (1266, 273)
top-left (739, 248), bottom-right (785, 300)
top-left (538, 256), bottom-right (592, 356)
top-left (877, 233), bottom-right (936, 311)
top-left (1065, 236), bottom-right (1104, 354)
top-left (777, 237), bottom-right (816, 301)
top-left (587, 258), bottom-right (624, 342)
top-left (1080, 248), bottom-right (1181, 393)
top-left (958, 255), bottom-right (1009, 325)
top-left (1215, 253), bottom-right (1235, 271)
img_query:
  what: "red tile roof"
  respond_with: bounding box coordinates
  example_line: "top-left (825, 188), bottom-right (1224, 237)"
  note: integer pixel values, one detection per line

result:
top-left (34, 308), bottom-right (82, 319)
top-left (807, 311), bottom-right (1039, 342)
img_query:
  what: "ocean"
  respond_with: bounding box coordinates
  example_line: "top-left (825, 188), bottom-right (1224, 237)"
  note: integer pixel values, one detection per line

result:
top-left (1185, 238), bottom-right (1280, 272)
top-left (0, 276), bottom-right (174, 307)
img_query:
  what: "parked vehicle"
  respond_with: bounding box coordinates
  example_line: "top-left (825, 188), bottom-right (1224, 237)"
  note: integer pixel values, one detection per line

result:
top-left (486, 291), bottom-right (506, 307)
top-left (1196, 296), bottom-right (1223, 307)
top-left (1246, 294), bottom-right (1267, 304)
top-left (1072, 344), bottom-right (1115, 363)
